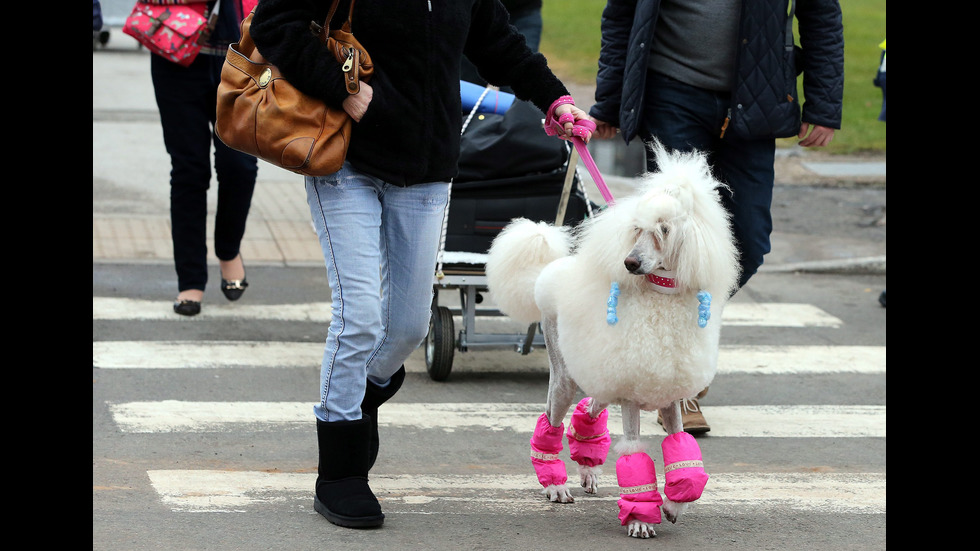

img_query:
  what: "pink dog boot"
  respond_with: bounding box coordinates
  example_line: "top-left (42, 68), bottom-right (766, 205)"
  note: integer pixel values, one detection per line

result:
top-left (530, 413), bottom-right (572, 502)
top-left (567, 398), bottom-right (612, 466)
top-left (567, 398), bottom-right (611, 493)
top-left (661, 431), bottom-right (709, 502)
top-left (616, 451), bottom-right (663, 526)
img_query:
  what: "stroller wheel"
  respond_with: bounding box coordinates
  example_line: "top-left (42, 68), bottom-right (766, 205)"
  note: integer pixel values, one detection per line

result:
top-left (425, 306), bottom-right (455, 381)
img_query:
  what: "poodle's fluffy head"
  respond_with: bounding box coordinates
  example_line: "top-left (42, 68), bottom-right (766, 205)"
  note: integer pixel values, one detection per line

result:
top-left (578, 140), bottom-right (740, 297)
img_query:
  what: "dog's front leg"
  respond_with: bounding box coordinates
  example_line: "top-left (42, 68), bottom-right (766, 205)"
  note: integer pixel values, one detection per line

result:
top-left (659, 401), bottom-right (684, 435)
top-left (615, 403), bottom-right (662, 537)
top-left (658, 401), bottom-right (708, 524)
top-left (529, 315), bottom-right (577, 503)
top-left (568, 397), bottom-right (611, 494)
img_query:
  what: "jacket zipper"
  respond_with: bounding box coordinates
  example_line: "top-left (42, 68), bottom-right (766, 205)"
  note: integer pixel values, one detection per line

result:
top-left (722, 0), bottom-right (746, 139)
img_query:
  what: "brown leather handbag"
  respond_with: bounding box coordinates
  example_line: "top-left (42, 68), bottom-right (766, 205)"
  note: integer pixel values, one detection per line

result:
top-left (215, 0), bottom-right (373, 176)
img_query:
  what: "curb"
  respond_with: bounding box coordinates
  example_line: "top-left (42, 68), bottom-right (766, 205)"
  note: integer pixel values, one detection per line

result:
top-left (760, 256), bottom-right (886, 276)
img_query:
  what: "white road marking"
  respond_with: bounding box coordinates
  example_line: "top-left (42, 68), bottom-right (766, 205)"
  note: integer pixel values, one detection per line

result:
top-left (109, 401), bottom-right (885, 437)
top-left (146, 470), bottom-right (886, 514)
top-left (93, 341), bottom-right (883, 374)
top-left (92, 297), bottom-right (331, 321)
top-left (93, 297), bottom-right (842, 326)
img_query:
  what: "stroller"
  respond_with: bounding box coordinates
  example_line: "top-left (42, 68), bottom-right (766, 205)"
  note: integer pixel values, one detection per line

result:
top-left (425, 85), bottom-right (595, 380)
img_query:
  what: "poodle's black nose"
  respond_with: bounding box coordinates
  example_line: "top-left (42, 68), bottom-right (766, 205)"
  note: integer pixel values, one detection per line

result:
top-left (624, 257), bottom-right (641, 273)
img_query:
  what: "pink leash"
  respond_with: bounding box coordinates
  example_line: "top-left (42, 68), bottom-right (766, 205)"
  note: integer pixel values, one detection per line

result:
top-left (544, 95), bottom-right (617, 206)
top-left (545, 97), bottom-right (667, 287)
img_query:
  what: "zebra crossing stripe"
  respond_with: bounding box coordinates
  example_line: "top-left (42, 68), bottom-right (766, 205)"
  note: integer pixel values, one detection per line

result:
top-left (92, 297), bottom-right (842, 327)
top-left (92, 341), bottom-right (883, 373)
top-left (93, 341), bottom-right (319, 369)
top-left (145, 470), bottom-right (886, 514)
top-left (108, 402), bottom-right (885, 437)
top-left (92, 297), bottom-right (331, 321)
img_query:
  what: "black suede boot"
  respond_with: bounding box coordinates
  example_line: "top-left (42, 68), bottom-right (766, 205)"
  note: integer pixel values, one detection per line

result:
top-left (361, 365), bottom-right (406, 469)
top-left (314, 417), bottom-right (385, 528)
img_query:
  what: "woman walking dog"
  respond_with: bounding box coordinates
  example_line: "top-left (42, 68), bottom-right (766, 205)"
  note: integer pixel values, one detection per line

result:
top-left (249, 0), bottom-right (593, 528)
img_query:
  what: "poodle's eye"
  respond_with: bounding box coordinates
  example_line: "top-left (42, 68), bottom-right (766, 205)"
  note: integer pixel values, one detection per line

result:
top-left (660, 224), bottom-right (670, 237)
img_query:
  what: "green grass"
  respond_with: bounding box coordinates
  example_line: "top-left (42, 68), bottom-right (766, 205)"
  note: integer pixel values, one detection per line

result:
top-left (539, 0), bottom-right (886, 154)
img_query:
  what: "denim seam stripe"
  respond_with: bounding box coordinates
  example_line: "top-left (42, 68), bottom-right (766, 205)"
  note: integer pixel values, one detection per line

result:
top-left (310, 180), bottom-right (342, 413)
top-left (366, 186), bottom-right (391, 372)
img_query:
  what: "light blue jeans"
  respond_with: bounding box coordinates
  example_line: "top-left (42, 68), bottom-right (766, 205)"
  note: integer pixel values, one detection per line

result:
top-left (306, 162), bottom-right (450, 422)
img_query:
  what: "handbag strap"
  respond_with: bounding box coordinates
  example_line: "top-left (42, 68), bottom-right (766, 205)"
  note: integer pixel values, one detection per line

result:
top-left (194, 0), bottom-right (221, 46)
top-left (310, 0), bottom-right (356, 41)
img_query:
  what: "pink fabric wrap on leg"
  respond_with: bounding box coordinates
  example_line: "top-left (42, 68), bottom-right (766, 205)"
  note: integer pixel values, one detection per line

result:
top-left (661, 432), bottom-right (709, 502)
top-left (567, 398), bottom-right (611, 468)
top-left (530, 413), bottom-right (567, 488)
top-left (616, 452), bottom-right (662, 525)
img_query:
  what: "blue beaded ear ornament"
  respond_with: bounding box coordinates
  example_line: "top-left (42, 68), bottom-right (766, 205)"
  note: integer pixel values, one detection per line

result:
top-left (697, 290), bottom-right (711, 328)
top-left (606, 282), bottom-right (620, 325)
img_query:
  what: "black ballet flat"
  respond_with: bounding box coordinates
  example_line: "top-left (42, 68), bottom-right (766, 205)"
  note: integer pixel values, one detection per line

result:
top-left (220, 278), bottom-right (249, 301)
top-left (220, 255), bottom-right (249, 301)
top-left (173, 299), bottom-right (201, 316)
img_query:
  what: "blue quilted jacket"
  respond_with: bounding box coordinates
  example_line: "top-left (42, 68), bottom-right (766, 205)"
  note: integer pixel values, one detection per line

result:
top-left (589, 0), bottom-right (843, 142)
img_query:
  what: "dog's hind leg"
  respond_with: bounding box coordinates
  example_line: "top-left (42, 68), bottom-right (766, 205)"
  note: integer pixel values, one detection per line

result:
top-left (567, 397), bottom-right (611, 494)
top-left (529, 315), bottom-right (577, 503)
top-left (615, 403), bottom-right (662, 538)
top-left (658, 401), bottom-right (708, 524)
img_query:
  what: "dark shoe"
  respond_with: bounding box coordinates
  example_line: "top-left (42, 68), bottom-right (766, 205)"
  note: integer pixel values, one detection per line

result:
top-left (220, 278), bottom-right (248, 301)
top-left (314, 417), bottom-right (385, 528)
top-left (173, 299), bottom-right (201, 316)
top-left (220, 255), bottom-right (248, 301)
top-left (878, 290), bottom-right (886, 308)
top-left (361, 366), bottom-right (406, 469)
top-left (658, 397), bottom-right (710, 434)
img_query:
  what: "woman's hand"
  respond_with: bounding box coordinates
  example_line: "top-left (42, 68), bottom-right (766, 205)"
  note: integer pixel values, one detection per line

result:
top-left (553, 103), bottom-right (594, 143)
top-left (342, 81), bottom-right (373, 122)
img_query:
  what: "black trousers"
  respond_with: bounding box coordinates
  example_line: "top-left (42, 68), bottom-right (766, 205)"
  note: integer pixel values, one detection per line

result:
top-left (151, 52), bottom-right (258, 292)
top-left (640, 71), bottom-right (775, 293)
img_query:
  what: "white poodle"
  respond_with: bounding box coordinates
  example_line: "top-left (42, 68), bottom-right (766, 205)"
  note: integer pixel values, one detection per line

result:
top-left (485, 141), bottom-right (740, 538)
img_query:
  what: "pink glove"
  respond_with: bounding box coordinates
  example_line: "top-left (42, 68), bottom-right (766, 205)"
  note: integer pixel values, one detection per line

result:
top-left (544, 95), bottom-right (595, 141)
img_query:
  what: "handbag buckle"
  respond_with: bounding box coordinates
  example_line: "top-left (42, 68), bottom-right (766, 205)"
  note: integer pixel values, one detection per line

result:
top-left (259, 68), bottom-right (273, 88)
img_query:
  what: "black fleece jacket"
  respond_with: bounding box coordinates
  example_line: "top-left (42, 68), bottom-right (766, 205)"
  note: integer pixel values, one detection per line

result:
top-left (250, 0), bottom-right (569, 186)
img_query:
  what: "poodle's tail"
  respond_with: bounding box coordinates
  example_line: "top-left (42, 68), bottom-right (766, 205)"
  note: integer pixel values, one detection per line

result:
top-left (485, 218), bottom-right (571, 324)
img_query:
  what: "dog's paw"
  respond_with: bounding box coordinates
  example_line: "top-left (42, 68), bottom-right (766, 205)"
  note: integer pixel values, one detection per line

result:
top-left (627, 520), bottom-right (656, 538)
top-left (543, 484), bottom-right (575, 503)
top-left (578, 466), bottom-right (601, 494)
top-left (662, 499), bottom-right (689, 524)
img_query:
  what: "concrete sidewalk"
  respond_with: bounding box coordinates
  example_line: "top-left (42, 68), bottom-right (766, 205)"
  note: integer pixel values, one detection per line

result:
top-left (92, 33), bottom-right (885, 275)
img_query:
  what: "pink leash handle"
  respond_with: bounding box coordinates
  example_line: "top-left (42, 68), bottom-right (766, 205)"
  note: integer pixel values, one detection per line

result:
top-left (544, 96), bottom-right (616, 205)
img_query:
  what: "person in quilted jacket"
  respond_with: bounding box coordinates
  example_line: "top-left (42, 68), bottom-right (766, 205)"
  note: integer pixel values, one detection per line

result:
top-left (589, 0), bottom-right (844, 433)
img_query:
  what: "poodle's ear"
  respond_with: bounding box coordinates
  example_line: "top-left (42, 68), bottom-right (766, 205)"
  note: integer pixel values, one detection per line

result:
top-left (674, 196), bottom-right (741, 297)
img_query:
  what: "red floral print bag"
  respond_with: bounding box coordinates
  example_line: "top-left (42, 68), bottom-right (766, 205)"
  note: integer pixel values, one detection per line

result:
top-left (122, 1), bottom-right (215, 67)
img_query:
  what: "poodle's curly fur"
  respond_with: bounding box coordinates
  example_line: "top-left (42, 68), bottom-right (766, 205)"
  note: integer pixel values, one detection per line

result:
top-left (486, 142), bottom-right (740, 410)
